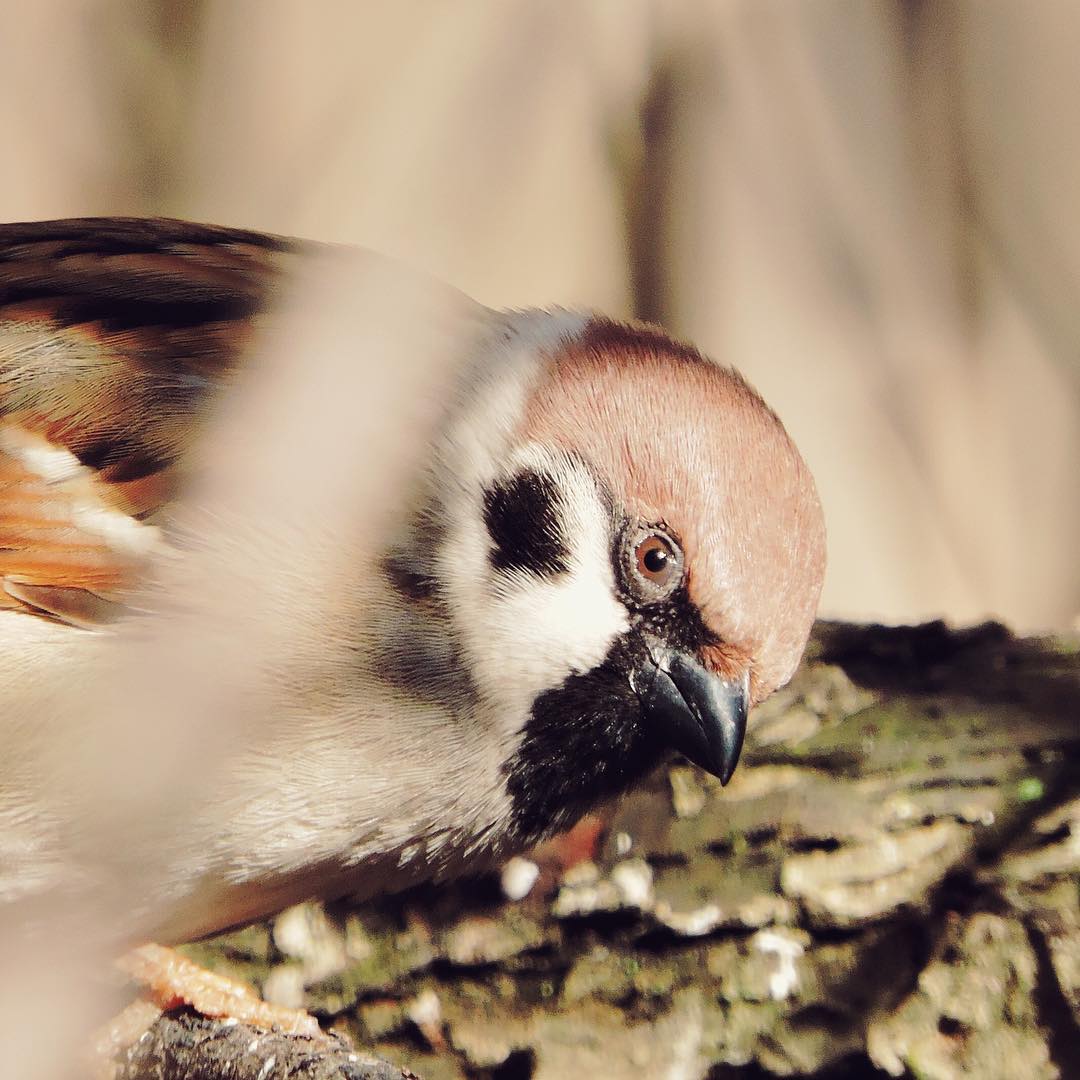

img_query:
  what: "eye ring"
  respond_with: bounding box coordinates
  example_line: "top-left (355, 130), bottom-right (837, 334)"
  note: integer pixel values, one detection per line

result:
top-left (622, 524), bottom-right (685, 604)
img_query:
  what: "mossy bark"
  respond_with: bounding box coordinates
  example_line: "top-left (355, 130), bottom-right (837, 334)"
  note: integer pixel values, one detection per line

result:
top-left (118, 621), bottom-right (1080, 1080)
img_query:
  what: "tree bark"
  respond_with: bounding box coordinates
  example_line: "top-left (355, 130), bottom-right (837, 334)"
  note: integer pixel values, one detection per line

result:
top-left (116, 621), bottom-right (1080, 1080)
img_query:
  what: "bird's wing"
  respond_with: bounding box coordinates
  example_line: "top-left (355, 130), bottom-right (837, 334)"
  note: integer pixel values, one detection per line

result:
top-left (0, 217), bottom-right (300, 626)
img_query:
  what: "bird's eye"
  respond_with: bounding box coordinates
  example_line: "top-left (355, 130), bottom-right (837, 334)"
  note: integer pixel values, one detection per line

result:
top-left (624, 525), bottom-right (685, 603)
top-left (637, 535), bottom-right (673, 579)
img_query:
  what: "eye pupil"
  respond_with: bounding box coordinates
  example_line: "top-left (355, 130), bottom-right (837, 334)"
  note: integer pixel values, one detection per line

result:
top-left (643, 546), bottom-right (668, 574)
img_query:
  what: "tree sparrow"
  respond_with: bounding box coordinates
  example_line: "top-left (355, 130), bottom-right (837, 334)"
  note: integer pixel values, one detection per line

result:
top-left (0, 217), bottom-right (826, 953)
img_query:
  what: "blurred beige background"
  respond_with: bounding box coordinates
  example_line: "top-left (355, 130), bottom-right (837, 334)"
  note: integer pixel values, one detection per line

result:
top-left (3, 0), bottom-right (1077, 632)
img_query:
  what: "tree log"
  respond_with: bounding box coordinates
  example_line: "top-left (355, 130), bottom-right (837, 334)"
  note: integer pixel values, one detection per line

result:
top-left (115, 1009), bottom-right (415, 1080)
top-left (116, 621), bottom-right (1080, 1080)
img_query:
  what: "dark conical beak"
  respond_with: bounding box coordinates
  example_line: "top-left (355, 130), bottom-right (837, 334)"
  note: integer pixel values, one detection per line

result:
top-left (634, 648), bottom-right (749, 784)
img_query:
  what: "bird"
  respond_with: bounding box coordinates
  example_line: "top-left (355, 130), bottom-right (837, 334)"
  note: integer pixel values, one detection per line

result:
top-left (0, 216), bottom-right (826, 963)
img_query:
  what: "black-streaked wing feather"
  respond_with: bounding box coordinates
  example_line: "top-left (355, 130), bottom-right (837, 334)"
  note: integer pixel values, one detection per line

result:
top-left (0, 217), bottom-right (301, 623)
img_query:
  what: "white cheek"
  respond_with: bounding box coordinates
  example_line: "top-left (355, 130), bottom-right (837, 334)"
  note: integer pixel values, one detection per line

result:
top-left (444, 513), bottom-right (629, 719)
top-left (482, 560), bottom-right (629, 712)
top-left (440, 455), bottom-right (630, 721)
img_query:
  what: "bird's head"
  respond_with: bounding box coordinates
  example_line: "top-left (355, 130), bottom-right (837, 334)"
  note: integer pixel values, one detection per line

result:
top-left (394, 312), bottom-right (825, 842)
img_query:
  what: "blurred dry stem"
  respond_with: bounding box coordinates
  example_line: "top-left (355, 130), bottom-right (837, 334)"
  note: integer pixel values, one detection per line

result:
top-left (0, 249), bottom-right (483, 1080)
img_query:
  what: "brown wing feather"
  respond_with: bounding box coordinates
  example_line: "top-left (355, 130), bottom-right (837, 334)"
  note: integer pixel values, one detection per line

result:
top-left (0, 217), bottom-right (302, 625)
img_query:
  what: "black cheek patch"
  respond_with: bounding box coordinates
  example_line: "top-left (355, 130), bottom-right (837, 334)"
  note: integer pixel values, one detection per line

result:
top-left (482, 470), bottom-right (569, 577)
